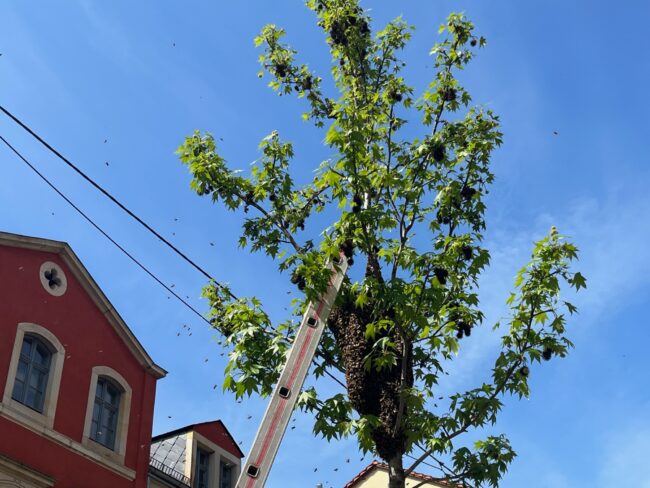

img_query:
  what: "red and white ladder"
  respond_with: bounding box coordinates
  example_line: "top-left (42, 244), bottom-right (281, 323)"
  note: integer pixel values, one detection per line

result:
top-left (236, 255), bottom-right (348, 488)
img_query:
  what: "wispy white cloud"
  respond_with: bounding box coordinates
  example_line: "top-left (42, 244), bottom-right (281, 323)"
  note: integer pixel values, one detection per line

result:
top-left (438, 185), bottom-right (650, 391)
top-left (598, 405), bottom-right (650, 487)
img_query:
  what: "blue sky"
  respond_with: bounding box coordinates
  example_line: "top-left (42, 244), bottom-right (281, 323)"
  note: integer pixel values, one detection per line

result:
top-left (1, 1), bottom-right (650, 487)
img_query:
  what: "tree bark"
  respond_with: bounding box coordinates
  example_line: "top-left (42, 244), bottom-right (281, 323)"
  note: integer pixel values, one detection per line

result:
top-left (388, 453), bottom-right (406, 488)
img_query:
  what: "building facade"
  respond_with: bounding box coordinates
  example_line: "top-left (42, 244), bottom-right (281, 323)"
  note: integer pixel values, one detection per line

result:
top-left (149, 421), bottom-right (243, 488)
top-left (0, 232), bottom-right (166, 488)
top-left (344, 461), bottom-right (450, 488)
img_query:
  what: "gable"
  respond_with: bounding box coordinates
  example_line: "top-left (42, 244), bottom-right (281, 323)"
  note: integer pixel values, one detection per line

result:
top-left (0, 232), bottom-right (166, 379)
top-left (193, 421), bottom-right (244, 459)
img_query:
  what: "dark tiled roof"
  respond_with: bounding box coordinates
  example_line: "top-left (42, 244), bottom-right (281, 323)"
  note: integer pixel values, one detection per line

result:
top-left (150, 432), bottom-right (189, 485)
top-left (152, 420), bottom-right (244, 458)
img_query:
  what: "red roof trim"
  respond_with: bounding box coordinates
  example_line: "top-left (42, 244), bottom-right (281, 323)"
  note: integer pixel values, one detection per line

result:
top-left (152, 420), bottom-right (245, 458)
top-left (344, 461), bottom-right (453, 488)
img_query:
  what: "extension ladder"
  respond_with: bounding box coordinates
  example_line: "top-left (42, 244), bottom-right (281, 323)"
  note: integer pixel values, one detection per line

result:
top-left (236, 255), bottom-right (348, 488)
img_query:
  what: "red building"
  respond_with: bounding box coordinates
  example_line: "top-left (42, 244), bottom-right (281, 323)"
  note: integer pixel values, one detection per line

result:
top-left (0, 232), bottom-right (166, 488)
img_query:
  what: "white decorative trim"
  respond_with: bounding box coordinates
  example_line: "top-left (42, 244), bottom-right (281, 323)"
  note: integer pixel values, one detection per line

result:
top-left (0, 231), bottom-right (166, 379)
top-left (186, 431), bottom-right (241, 488)
top-left (81, 366), bottom-right (132, 466)
top-left (38, 261), bottom-right (67, 297)
top-left (0, 453), bottom-right (55, 487)
top-left (2, 323), bottom-right (65, 430)
top-left (0, 403), bottom-right (135, 480)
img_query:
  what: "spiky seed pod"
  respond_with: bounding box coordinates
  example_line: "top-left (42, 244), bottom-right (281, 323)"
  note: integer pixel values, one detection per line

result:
top-left (470, 38), bottom-right (478, 47)
top-left (433, 267), bottom-right (449, 285)
top-left (519, 366), bottom-right (530, 377)
top-left (461, 185), bottom-right (477, 200)
top-left (352, 193), bottom-right (363, 213)
top-left (341, 239), bottom-right (355, 258)
top-left (432, 143), bottom-right (445, 162)
top-left (542, 348), bottom-right (553, 361)
top-left (461, 245), bottom-right (473, 261)
top-left (388, 89), bottom-right (402, 103)
top-left (436, 210), bottom-right (451, 225)
top-left (297, 277), bottom-right (306, 291)
top-left (275, 63), bottom-right (288, 78)
top-left (302, 76), bottom-right (313, 91)
top-left (463, 322), bottom-right (472, 337)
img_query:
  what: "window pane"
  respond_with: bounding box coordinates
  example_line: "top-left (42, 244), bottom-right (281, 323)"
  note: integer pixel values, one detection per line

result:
top-left (32, 389), bottom-right (44, 412)
top-left (91, 378), bottom-right (121, 451)
top-left (15, 359), bottom-right (28, 383)
top-left (95, 379), bottom-right (104, 398)
top-left (21, 337), bottom-right (33, 357)
top-left (105, 427), bottom-right (116, 450)
top-left (105, 383), bottom-right (120, 406)
top-left (221, 461), bottom-right (232, 488)
top-left (102, 407), bottom-right (116, 432)
top-left (33, 343), bottom-right (51, 368)
top-left (13, 336), bottom-right (51, 413)
top-left (91, 419), bottom-right (99, 438)
top-left (195, 449), bottom-right (210, 488)
top-left (28, 368), bottom-right (48, 395)
top-left (25, 387), bottom-right (37, 410)
top-left (12, 379), bottom-right (25, 403)
top-left (92, 401), bottom-right (101, 422)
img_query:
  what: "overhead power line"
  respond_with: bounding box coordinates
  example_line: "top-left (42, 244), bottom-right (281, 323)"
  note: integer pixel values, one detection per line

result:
top-left (0, 134), bottom-right (210, 325)
top-left (0, 104), bottom-right (236, 300)
top-left (0, 132), bottom-right (346, 389)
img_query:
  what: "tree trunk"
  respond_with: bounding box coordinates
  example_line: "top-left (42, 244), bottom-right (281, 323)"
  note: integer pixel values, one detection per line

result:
top-left (388, 453), bottom-right (406, 488)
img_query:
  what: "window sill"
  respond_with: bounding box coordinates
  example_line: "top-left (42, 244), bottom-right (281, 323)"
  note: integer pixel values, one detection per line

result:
top-left (1, 398), bottom-right (54, 430)
top-left (81, 435), bottom-right (126, 466)
top-left (0, 401), bottom-right (135, 480)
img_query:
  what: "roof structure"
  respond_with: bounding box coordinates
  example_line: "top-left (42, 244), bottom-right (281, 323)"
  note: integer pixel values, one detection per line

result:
top-left (0, 231), bottom-right (166, 378)
top-left (149, 420), bottom-right (244, 486)
top-left (150, 431), bottom-right (190, 487)
top-left (344, 461), bottom-right (453, 488)
top-left (152, 420), bottom-right (244, 459)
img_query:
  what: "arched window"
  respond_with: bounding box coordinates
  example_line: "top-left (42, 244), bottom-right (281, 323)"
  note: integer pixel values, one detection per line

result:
top-left (11, 335), bottom-right (53, 413)
top-left (3, 324), bottom-right (64, 429)
top-left (82, 366), bottom-right (132, 463)
top-left (90, 377), bottom-right (123, 450)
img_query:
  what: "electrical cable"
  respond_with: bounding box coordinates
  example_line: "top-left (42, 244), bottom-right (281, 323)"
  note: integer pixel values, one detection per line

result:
top-left (0, 104), bottom-right (236, 300)
top-left (0, 134), bottom-right (211, 325)
top-left (0, 116), bottom-right (346, 389)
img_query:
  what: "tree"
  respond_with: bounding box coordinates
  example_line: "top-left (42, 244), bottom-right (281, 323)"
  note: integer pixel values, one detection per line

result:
top-left (177, 1), bottom-right (586, 486)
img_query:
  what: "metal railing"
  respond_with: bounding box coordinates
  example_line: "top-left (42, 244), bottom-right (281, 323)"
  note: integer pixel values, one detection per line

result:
top-left (149, 457), bottom-right (191, 486)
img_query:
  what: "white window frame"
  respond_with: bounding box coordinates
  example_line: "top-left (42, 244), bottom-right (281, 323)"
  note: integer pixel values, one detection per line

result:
top-left (81, 366), bottom-right (132, 465)
top-left (185, 431), bottom-right (240, 488)
top-left (2, 323), bottom-right (65, 429)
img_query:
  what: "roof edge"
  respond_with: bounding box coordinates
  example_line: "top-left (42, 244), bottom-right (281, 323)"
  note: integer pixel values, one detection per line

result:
top-left (344, 461), bottom-right (452, 488)
top-left (0, 231), bottom-right (167, 379)
top-left (152, 420), bottom-right (244, 458)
